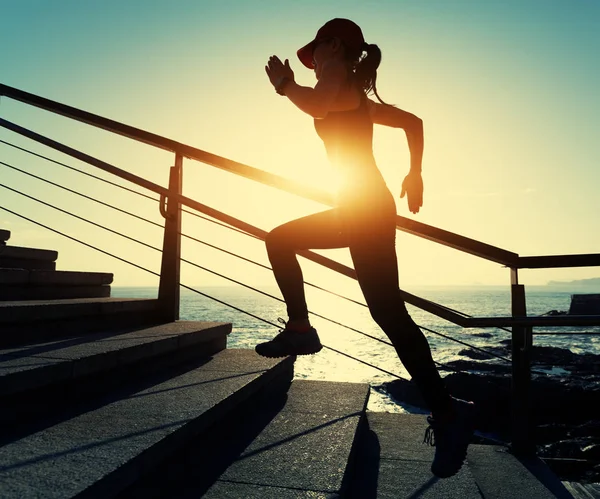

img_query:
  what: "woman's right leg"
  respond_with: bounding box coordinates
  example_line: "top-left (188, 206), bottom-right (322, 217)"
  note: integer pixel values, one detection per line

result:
top-left (265, 209), bottom-right (348, 322)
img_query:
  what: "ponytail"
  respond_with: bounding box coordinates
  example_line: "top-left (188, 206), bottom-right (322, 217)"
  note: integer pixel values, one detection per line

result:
top-left (349, 42), bottom-right (392, 106)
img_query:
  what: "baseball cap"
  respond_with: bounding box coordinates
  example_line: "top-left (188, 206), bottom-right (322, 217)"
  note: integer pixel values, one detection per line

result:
top-left (297, 18), bottom-right (365, 69)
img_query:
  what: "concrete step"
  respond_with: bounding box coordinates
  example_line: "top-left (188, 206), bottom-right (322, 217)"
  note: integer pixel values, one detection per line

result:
top-left (0, 349), bottom-right (294, 498)
top-left (0, 245), bottom-right (58, 270)
top-left (0, 298), bottom-right (163, 347)
top-left (0, 257), bottom-right (56, 270)
top-left (348, 412), bottom-right (481, 498)
top-left (126, 379), bottom-right (371, 498)
top-left (0, 297), bottom-right (153, 323)
top-left (0, 229), bottom-right (9, 243)
top-left (0, 245), bottom-right (58, 262)
top-left (0, 284), bottom-right (111, 300)
top-left (0, 269), bottom-right (113, 300)
top-left (0, 269), bottom-right (113, 286)
top-left (1, 321), bottom-right (231, 427)
top-left (468, 445), bottom-right (575, 498)
top-left (0, 320), bottom-right (231, 398)
top-left (348, 412), bottom-right (573, 499)
top-left (203, 379), bottom-right (370, 498)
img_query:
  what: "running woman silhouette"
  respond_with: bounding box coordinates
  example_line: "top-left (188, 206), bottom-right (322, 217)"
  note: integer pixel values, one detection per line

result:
top-left (257, 18), bottom-right (475, 478)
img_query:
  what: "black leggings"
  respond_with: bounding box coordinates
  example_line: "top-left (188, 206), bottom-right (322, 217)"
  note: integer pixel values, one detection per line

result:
top-left (265, 192), bottom-right (452, 416)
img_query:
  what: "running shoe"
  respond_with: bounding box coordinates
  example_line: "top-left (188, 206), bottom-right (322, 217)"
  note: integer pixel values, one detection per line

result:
top-left (423, 397), bottom-right (476, 478)
top-left (255, 318), bottom-right (323, 358)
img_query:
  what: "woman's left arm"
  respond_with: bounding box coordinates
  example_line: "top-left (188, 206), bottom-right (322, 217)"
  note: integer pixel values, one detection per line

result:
top-left (368, 100), bottom-right (424, 213)
top-left (265, 56), bottom-right (343, 118)
top-left (368, 100), bottom-right (423, 173)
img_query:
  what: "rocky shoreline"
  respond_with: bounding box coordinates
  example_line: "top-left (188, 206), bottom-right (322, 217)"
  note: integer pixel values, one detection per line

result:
top-left (378, 340), bottom-right (600, 483)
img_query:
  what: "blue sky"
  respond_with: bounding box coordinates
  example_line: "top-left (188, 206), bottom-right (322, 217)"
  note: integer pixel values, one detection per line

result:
top-left (1, 0), bottom-right (599, 289)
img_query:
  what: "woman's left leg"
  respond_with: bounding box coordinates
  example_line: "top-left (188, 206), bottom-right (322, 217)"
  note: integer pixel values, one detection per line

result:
top-left (344, 195), bottom-right (475, 478)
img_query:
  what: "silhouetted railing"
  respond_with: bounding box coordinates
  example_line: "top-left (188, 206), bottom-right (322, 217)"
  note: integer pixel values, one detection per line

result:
top-left (2, 82), bottom-right (599, 456)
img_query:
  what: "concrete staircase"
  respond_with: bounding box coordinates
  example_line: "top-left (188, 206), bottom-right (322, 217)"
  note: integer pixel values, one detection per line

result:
top-left (0, 228), bottom-right (578, 497)
top-left (0, 295), bottom-right (298, 496)
top-left (0, 229), bottom-right (112, 300)
top-left (0, 228), bottom-right (303, 497)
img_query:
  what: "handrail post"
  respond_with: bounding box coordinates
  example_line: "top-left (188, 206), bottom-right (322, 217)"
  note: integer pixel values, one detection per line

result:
top-left (158, 153), bottom-right (183, 322)
top-left (509, 268), bottom-right (535, 456)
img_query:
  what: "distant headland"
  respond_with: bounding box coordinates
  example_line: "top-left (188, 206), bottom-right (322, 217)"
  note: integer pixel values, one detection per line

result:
top-left (546, 277), bottom-right (600, 287)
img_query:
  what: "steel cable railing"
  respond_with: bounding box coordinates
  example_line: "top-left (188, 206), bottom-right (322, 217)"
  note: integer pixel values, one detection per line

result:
top-left (0, 158), bottom-right (376, 326)
top-left (0, 204), bottom-right (406, 380)
top-left (0, 179), bottom-right (407, 351)
top-left (2, 115), bottom-right (538, 290)
top-left (0, 184), bottom-right (540, 396)
top-left (0, 144), bottom-right (489, 325)
top-left (0, 85), bottom-right (527, 267)
top-left (0, 180), bottom-right (406, 350)
top-left (0, 156), bottom-right (543, 386)
top-left (0, 201), bottom-right (514, 394)
top-left (0, 121), bottom-right (522, 328)
top-left (0, 139), bottom-right (259, 239)
top-left (5, 118), bottom-right (598, 326)
top-left (0, 152), bottom-right (567, 402)
top-left (0, 193), bottom-right (563, 387)
top-left (2, 148), bottom-right (582, 388)
top-left (0, 156), bottom-right (514, 365)
top-left (3, 133), bottom-right (591, 384)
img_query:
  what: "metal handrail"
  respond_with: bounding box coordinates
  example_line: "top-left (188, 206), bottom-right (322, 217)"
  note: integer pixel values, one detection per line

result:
top-left (0, 83), bottom-right (520, 266)
top-left (517, 254), bottom-right (600, 269)
top-left (5, 83), bottom-right (600, 271)
top-left (6, 83), bottom-right (600, 269)
top-left (6, 84), bottom-right (599, 270)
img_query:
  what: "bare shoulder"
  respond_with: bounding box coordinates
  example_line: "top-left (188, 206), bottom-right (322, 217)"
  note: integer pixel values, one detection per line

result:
top-left (367, 98), bottom-right (422, 129)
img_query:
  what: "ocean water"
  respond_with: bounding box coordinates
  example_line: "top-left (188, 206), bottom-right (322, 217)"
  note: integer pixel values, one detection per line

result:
top-left (112, 285), bottom-right (600, 413)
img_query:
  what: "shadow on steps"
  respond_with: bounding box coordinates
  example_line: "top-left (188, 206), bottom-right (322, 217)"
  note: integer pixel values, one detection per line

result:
top-left (117, 376), bottom-right (292, 498)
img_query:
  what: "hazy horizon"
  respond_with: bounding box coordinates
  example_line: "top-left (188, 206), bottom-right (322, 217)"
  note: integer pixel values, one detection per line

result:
top-left (111, 281), bottom-right (600, 290)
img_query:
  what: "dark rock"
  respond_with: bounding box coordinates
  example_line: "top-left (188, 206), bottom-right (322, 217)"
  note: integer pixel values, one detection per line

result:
top-left (457, 348), bottom-right (490, 361)
top-left (541, 457), bottom-right (600, 484)
top-left (503, 342), bottom-right (599, 370)
top-left (584, 464), bottom-right (600, 483)
top-left (452, 343), bottom-right (600, 377)
top-left (457, 347), bottom-right (509, 361)
top-left (536, 423), bottom-right (573, 444)
top-left (376, 379), bottom-right (426, 413)
top-left (539, 437), bottom-right (600, 460)
top-left (472, 332), bottom-right (494, 338)
top-left (570, 420), bottom-right (600, 438)
top-left (582, 443), bottom-right (600, 461)
top-left (383, 368), bottom-right (599, 438)
top-left (441, 359), bottom-right (512, 374)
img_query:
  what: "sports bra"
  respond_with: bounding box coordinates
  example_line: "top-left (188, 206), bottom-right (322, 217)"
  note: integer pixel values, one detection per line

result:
top-left (314, 87), bottom-right (389, 198)
top-left (313, 90), bottom-right (374, 158)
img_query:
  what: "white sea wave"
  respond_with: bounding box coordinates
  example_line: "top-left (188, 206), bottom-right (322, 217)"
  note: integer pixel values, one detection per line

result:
top-left (112, 285), bottom-right (599, 412)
